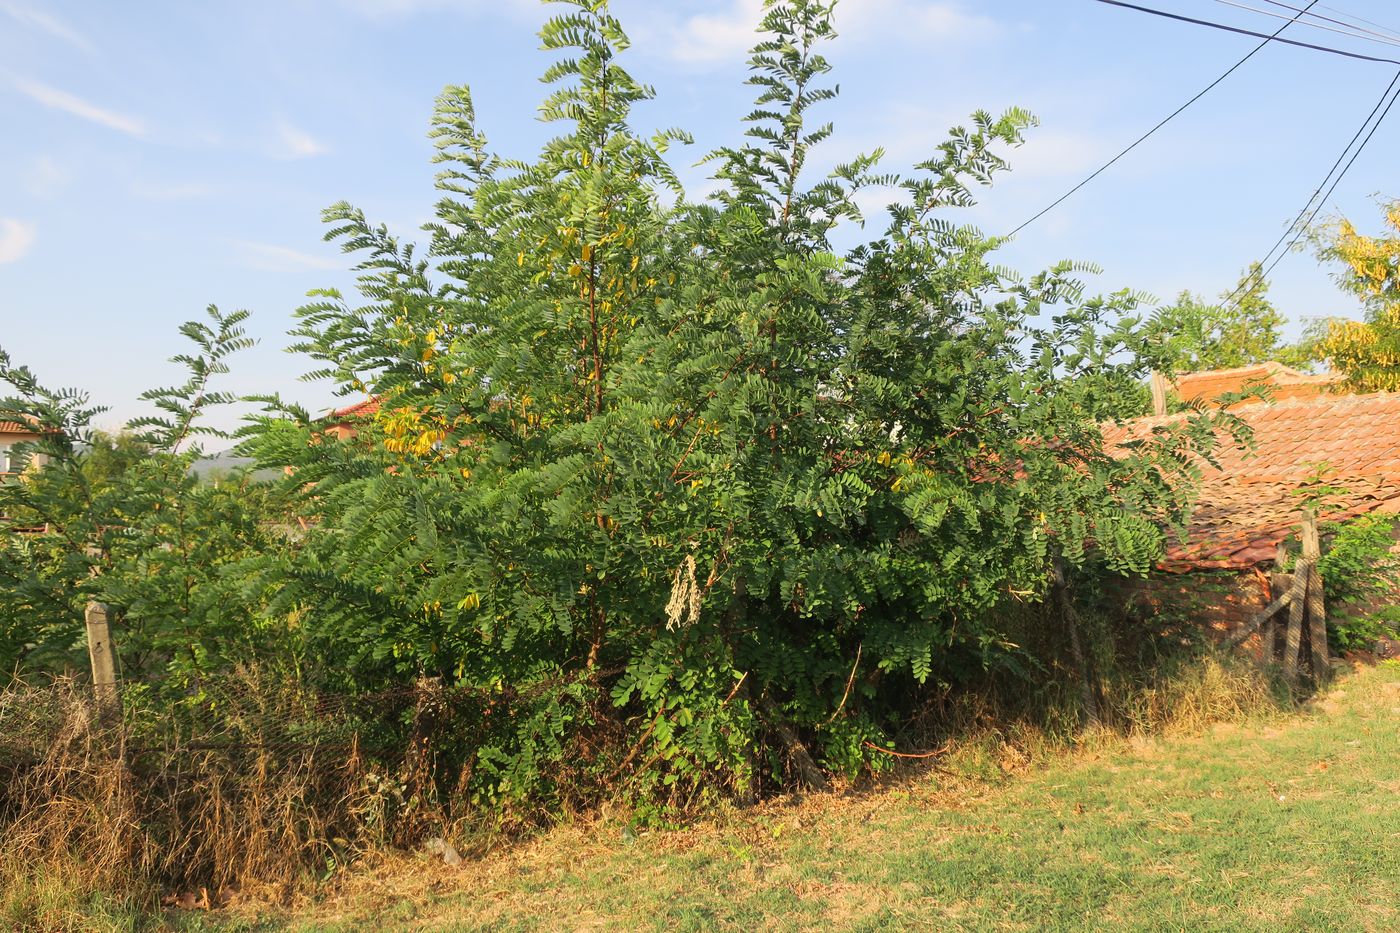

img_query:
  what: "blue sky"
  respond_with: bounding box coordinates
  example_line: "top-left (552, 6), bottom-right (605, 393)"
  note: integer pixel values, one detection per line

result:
top-left (3, 0), bottom-right (1399, 436)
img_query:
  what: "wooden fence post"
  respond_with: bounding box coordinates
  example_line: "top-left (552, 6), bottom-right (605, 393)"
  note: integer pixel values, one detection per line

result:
top-left (1233, 515), bottom-right (1329, 686)
top-left (1267, 572), bottom-right (1287, 662)
top-left (1301, 509), bottom-right (1330, 683)
top-left (1282, 560), bottom-right (1309, 685)
top-left (85, 599), bottom-right (121, 724)
top-left (1149, 371), bottom-right (1169, 417)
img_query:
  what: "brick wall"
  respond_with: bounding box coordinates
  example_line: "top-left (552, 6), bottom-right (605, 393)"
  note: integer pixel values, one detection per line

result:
top-left (1116, 569), bottom-right (1275, 654)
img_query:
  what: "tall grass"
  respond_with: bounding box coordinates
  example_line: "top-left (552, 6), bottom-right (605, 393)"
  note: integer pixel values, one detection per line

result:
top-left (0, 618), bottom-right (1298, 930)
top-left (0, 675), bottom-right (424, 930)
top-left (879, 589), bottom-right (1296, 787)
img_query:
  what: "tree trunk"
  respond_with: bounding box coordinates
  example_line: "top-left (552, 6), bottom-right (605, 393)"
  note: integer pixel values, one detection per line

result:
top-left (1053, 557), bottom-right (1100, 730)
top-left (758, 695), bottom-right (827, 791)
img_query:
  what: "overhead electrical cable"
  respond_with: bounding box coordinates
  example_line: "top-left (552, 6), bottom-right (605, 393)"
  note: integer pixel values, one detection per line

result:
top-left (1316, 3), bottom-right (1400, 42)
top-left (1005, 0), bottom-right (1321, 237)
top-left (1219, 69), bottom-right (1400, 310)
top-left (1276, 0), bottom-right (1400, 43)
top-left (1209, 0), bottom-right (1400, 48)
top-left (1092, 0), bottom-right (1400, 65)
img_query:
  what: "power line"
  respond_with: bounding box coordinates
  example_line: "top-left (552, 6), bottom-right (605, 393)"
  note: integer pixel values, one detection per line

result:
top-left (1209, 0), bottom-right (1400, 49)
top-left (1220, 0), bottom-right (1400, 44)
top-left (1093, 0), bottom-right (1400, 66)
top-left (1255, 0), bottom-right (1400, 45)
top-left (1317, 2), bottom-right (1400, 42)
top-left (1251, 77), bottom-right (1400, 289)
top-left (1005, 0), bottom-right (1321, 238)
top-left (1220, 69), bottom-right (1400, 310)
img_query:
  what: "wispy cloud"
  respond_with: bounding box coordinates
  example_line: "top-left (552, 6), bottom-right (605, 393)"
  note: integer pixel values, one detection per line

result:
top-left (661, 0), bottom-right (997, 65)
top-left (272, 122), bottom-right (330, 159)
top-left (234, 241), bottom-right (340, 272)
top-left (852, 103), bottom-right (1103, 182)
top-left (12, 78), bottom-right (144, 136)
top-left (1005, 129), bottom-right (1103, 180)
top-left (837, 0), bottom-right (999, 44)
top-left (0, 0), bottom-right (94, 52)
top-left (846, 102), bottom-right (998, 164)
top-left (665, 0), bottom-right (763, 65)
top-left (0, 219), bottom-right (36, 264)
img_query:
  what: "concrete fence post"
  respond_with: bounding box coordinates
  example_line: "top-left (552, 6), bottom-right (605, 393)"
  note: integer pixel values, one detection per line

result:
top-left (85, 600), bottom-right (121, 725)
top-left (1301, 509), bottom-right (1330, 683)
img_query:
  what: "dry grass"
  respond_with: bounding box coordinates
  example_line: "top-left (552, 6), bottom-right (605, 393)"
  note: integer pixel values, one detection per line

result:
top-left (215, 659), bottom-right (1400, 932)
top-left (0, 650), bottom-right (1303, 931)
top-left (0, 677), bottom-right (409, 931)
top-left (1118, 652), bottom-right (1289, 737)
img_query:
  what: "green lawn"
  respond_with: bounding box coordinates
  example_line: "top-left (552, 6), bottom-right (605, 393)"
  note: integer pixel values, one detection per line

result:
top-left (203, 661), bottom-right (1400, 932)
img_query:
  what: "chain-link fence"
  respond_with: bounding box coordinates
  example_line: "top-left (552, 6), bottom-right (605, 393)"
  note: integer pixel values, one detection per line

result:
top-left (0, 670), bottom-right (590, 896)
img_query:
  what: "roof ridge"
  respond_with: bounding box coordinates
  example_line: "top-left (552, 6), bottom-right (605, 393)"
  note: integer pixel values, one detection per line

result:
top-left (1171, 361), bottom-right (1277, 378)
top-left (1227, 388), bottom-right (1395, 413)
top-left (1103, 387), bottom-right (1400, 432)
top-left (327, 395), bottom-right (383, 420)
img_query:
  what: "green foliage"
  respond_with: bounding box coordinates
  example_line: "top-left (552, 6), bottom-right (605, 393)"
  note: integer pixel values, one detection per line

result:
top-left (0, 307), bottom-right (282, 692)
top-left (1317, 514), bottom-right (1400, 652)
top-left (1302, 200), bottom-right (1400, 392)
top-left (80, 431), bottom-right (154, 486)
top-left (240, 0), bottom-right (1245, 806)
top-left (1148, 263), bottom-right (1290, 373)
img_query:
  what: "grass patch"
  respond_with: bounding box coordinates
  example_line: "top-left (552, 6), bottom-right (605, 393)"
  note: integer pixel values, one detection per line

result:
top-left (196, 660), bottom-right (1400, 932)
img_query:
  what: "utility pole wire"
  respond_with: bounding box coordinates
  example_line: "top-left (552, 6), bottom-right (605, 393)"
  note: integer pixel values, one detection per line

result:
top-left (1220, 70), bottom-right (1400, 311)
top-left (1209, 0), bottom-right (1400, 49)
top-left (1260, 0), bottom-right (1400, 44)
top-left (1005, 0), bottom-right (1321, 238)
top-left (1317, 3), bottom-right (1400, 43)
top-left (1092, 0), bottom-right (1400, 66)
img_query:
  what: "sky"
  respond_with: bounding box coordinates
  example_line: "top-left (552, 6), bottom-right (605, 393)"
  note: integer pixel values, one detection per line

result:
top-left (3, 0), bottom-right (1400, 437)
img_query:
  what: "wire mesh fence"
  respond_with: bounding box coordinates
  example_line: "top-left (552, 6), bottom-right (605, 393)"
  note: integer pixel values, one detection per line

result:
top-left (0, 669), bottom-right (590, 893)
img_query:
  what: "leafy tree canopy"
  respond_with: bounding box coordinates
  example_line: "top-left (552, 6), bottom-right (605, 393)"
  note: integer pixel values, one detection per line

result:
top-left (0, 308), bottom-right (282, 689)
top-left (1307, 200), bottom-right (1400, 392)
top-left (1149, 262), bottom-right (1290, 372)
top-left (240, 0), bottom-right (1241, 800)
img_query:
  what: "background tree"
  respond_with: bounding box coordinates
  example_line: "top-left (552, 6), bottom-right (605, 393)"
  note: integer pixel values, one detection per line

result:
top-left (1307, 200), bottom-right (1400, 392)
top-left (1150, 262), bottom-right (1289, 371)
top-left (0, 308), bottom-right (283, 691)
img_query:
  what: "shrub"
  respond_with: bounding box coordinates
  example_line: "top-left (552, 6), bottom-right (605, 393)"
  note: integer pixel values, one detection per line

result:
top-left (242, 0), bottom-right (1243, 808)
top-left (0, 308), bottom-right (292, 696)
top-left (1319, 514), bottom-right (1400, 652)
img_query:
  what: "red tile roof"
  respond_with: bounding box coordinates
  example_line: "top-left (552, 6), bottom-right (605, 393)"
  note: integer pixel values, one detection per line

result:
top-left (0, 415), bottom-right (48, 436)
top-left (1172, 361), bottom-right (1339, 408)
top-left (1105, 392), bottom-right (1400, 572)
top-left (327, 397), bottom-right (381, 420)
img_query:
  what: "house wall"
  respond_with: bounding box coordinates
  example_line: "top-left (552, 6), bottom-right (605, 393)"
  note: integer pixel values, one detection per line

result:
top-left (322, 421), bottom-right (359, 441)
top-left (1117, 569), bottom-right (1275, 654)
top-left (0, 428), bottom-right (45, 475)
top-left (1122, 553), bottom-right (1400, 660)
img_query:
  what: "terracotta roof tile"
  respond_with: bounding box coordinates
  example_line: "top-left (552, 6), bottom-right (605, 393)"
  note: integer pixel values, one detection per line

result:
top-left (1172, 361), bottom-right (1340, 408)
top-left (1104, 390), bottom-right (1400, 572)
top-left (327, 397), bottom-right (381, 421)
top-left (0, 416), bottom-right (51, 436)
